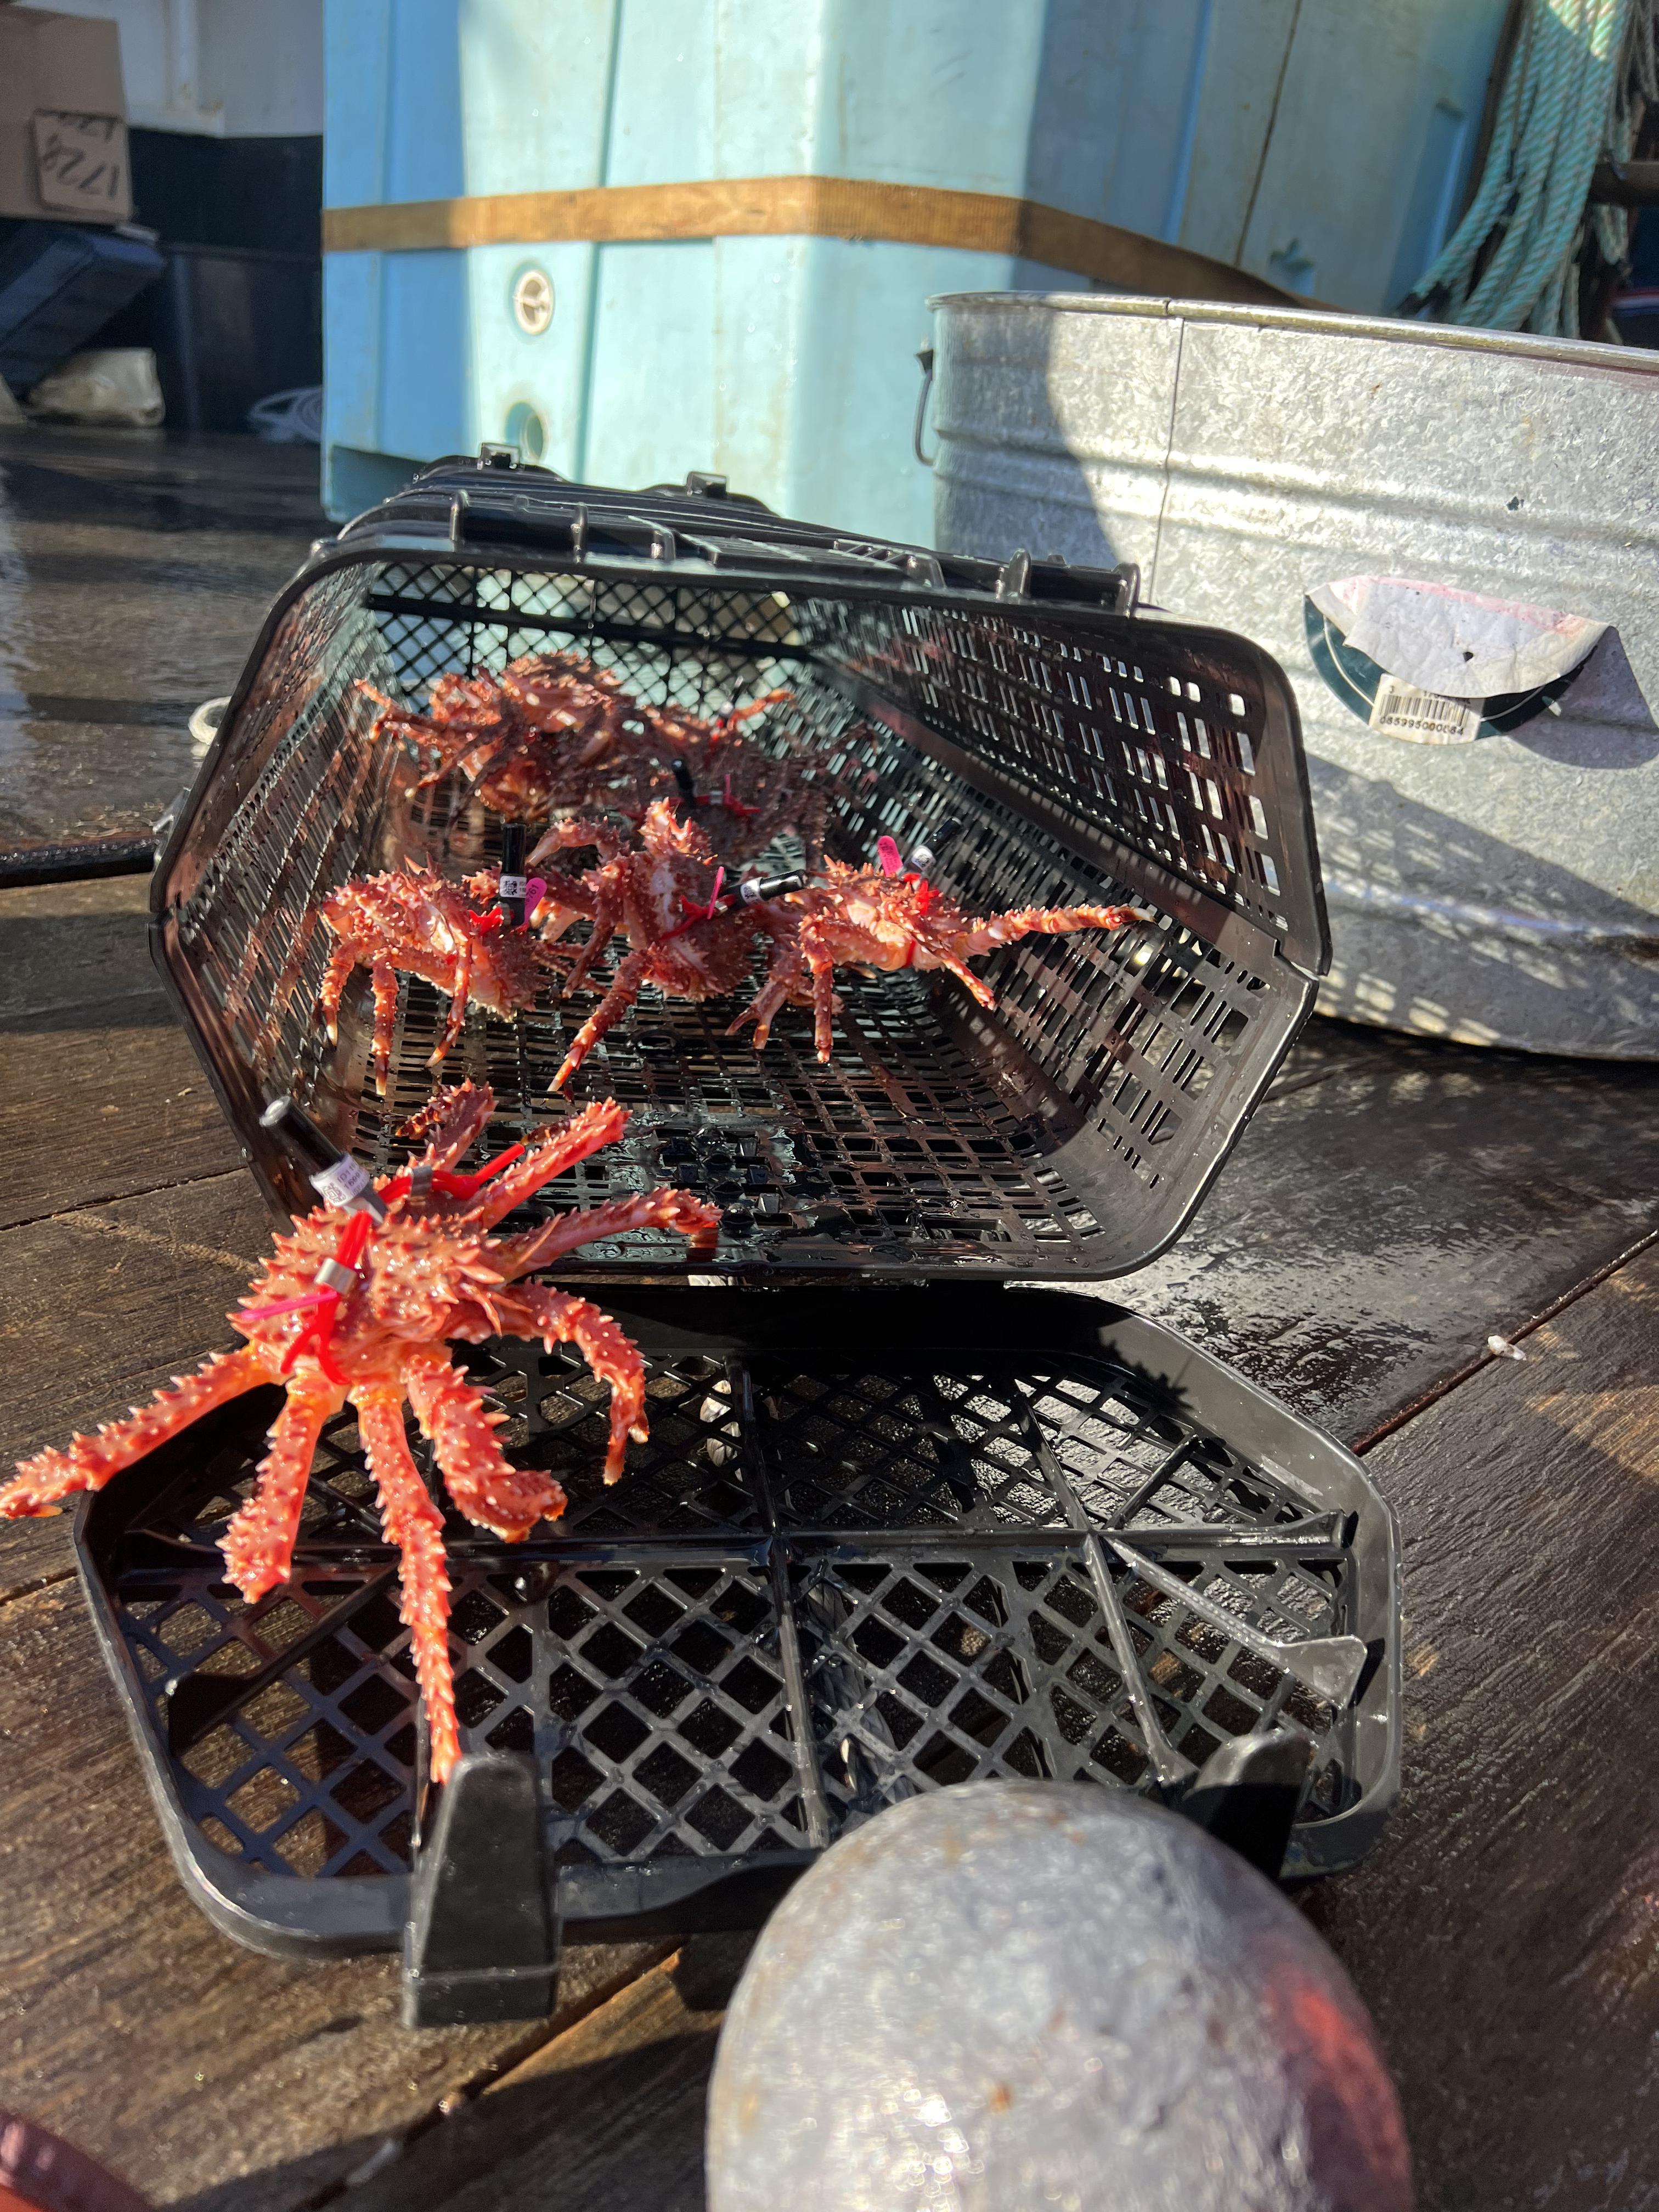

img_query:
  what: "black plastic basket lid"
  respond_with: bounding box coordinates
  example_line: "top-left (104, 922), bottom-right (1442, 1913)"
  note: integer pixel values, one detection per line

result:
top-left (153, 454), bottom-right (1328, 1281)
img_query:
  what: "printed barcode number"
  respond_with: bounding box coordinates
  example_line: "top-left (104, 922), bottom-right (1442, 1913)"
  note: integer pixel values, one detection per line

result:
top-left (1368, 678), bottom-right (1483, 744)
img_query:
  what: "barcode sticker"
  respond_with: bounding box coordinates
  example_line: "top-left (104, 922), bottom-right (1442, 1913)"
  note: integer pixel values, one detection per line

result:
top-left (497, 874), bottom-right (528, 900)
top-left (1369, 678), bottom-right (1483, 744)
top-left (311, 1156), bottom-right (372, 1207)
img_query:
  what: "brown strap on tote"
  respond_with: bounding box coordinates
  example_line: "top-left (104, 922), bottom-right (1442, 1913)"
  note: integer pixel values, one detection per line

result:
top-left (322, 174), bottom-right (1297, 308)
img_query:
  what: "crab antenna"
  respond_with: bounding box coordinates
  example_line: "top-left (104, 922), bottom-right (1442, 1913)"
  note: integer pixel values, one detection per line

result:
top-left (261, 1096), bottom-right (387, 1221)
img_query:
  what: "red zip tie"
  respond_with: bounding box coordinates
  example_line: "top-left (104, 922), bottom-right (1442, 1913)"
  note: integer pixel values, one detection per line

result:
top-left (693, 772), bottom-right (760, 820)
top-left (383, 1141), bottom-right (527, 1204)
top-left (279, 1210), bottom-right (374, 1381)
top-left (661, 866), bottom-right (726, 943)
top-left (433, 1141), bottom-right (526, 1199)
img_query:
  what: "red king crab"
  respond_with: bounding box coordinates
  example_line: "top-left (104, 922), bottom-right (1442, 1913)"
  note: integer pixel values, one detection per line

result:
top-left (730, 837), bottom-right (1149, 1061)
top-left (0, 1083), bottom-right (721, 1784)
top-left (359, 651), bottom-right (635, 821)
top-left (529, 799), bottom-right (776, 1090)
top-left (319, 862), bottom-right (562, 1094)
top-left (624, 691), bottom-right (850, 865)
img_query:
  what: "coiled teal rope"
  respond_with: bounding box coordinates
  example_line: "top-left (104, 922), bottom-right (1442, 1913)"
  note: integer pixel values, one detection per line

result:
top-left (1402, 0), bottom-right (1643, 335)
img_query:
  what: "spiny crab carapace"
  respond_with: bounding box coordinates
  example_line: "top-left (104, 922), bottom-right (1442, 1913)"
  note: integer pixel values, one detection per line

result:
top-left (359, 651), bottom-right (636, 822)
top-left (0, 1084), bottom-right (721, 1784)
top-left (730, 841), bottom-right (1151, 1062)
top-left (319, 861), bottom-right (562, 1095)
top-left (529, 799), bottom-right (792, 1090)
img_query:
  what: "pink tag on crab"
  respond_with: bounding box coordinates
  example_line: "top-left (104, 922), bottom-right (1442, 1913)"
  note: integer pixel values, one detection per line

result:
top-left (524, 877), bottom-right (548, 916)
top-left (876, 836), bottom-right (902, 876)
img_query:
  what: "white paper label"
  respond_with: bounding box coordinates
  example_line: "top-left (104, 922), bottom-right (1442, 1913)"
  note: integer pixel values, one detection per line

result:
top-left (1368, 678), bottom-right (1483, 745)
top-left (498, 874), bottom-right (528, 900)
top-left (311, 1156), bottom-right (372, 1206)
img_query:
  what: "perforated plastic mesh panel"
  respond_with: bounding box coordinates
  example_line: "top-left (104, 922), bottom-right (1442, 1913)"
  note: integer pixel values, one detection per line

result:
top-left (80, 1320), bottom-right (1389, 1922)
top-left (154, 509), bottom-right (1323, 1279)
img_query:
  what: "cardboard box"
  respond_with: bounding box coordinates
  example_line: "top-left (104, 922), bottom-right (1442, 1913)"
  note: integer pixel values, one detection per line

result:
top-left (0, 8), bottom-right (131, 225)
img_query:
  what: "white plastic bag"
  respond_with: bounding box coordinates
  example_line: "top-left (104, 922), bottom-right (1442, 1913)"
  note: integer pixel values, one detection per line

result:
top-left (27, 347), bottom-right (165, 426)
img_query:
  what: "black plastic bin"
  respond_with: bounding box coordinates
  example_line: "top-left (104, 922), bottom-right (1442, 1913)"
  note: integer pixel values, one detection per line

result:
top-left (91, 455), bottom-right (1397, 2024)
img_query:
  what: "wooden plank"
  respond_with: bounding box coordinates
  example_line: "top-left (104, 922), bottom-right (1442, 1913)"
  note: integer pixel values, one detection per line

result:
top-left (0, 1011), bottom-right (242, 1228)
top-left (0, 873), bottom-right (159, 1021)
top-left (0, 1171), bottom-right (272, 1598)
top-left (1121, 1019), bottom-right (1659, 1444)
top-left (0, 1577), bottom-right (669, 2212)
top-left (341, 1941), bottom-right (753, 2212)
top-left (1307, 1244), bottom-right (1659, 2209)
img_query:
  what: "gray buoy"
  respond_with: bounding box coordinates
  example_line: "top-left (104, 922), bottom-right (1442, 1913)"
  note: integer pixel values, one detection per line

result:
top-left (707, 1783), bottom-right (1410, 2211)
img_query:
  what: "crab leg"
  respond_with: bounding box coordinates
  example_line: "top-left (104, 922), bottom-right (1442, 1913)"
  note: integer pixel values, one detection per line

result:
top-left (451, 1097), bottom-right (627, 1229)
top-left (430, 928), bottom-right (472, 1068)
top-left (960, 902), bottom-right (1146, 956)
top-left (403, 1351), bottom-right (567, 1540)
top-left (352, 1384), bottom-right (462, 1784)
top-left (727, 915), bottom-right (802, 1051)
top-left (551, 948), bottom-right (653, 1091)
top-left (1, 1346), bottom-right (275, 1518)
top-left (396, 1080), bottom-right (495, 1171)
top-left (369, 958), bottom-right (400, 1096)
top-left (527, 817), bottom-right (627, 871)
top-left (799, 787), bottom-right (829, 870)
top-left (319, 940), bottom-right (357, 1044)
top-left (529, 889), bottom-right (594, 947)
top-left (919, 935), bottom-right (998, 1011)
top-left (796, 923), bottom-right (841, 1060)
top-left (494, 1284), bottom-right (650, 1482)
top-left (220, 1372), bottom-right (348, 1601)
top-left (559, 881), bottom-right (622, 997)
top-left (492, 1186), bottom-right (721, 1278)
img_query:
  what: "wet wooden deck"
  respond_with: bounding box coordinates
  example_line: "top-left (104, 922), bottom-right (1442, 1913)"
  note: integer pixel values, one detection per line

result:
top-left (3, 432), bottom-right (1658, 2210)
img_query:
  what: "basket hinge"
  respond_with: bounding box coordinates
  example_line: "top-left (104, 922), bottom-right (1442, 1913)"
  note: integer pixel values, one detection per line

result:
top-left (995, 548), bottom-right (1032, 599)
top-left (1175, 1723), bottom-right (1316, 1879)
top-left (402, 1752), bottom-right (560, 2028)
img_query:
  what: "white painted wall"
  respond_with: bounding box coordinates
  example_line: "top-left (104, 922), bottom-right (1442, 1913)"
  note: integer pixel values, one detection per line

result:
top-left (41, 0), bottom-right (323, 136)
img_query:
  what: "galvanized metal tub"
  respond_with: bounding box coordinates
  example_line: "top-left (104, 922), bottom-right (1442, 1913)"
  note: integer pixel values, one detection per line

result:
top-left (928, 292), bottom-right (1659, 1057)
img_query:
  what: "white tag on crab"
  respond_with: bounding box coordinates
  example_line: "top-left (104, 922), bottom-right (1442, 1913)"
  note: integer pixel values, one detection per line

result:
top-left (498, 873), bottom-right (528, 900)
top-left (1368, 678), bottom-right (1483, 745)
top-left (311, 1155), bottom-right (373, 1207)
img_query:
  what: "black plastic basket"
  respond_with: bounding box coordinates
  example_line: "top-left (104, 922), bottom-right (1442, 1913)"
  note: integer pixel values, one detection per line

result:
top-left (95, 455), bottom-right (1395, 2026)
top-left (151, 455), bottom-right (1327, 1281)
top-left (76, 1290), bottom-right (1398, 2025)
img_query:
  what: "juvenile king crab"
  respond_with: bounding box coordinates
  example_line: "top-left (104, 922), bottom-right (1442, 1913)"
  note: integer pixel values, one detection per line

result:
top-left (0, 1084), bottom-right (720, 1783)
top-left (731, 837), bottom-right (1149, 1060)
top-left (359, 651), bottom-right (635, 821)
top-left (529, 799), bottom-right (790, 1089)
top-left (319, 862), bottom-right (562, 1094)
